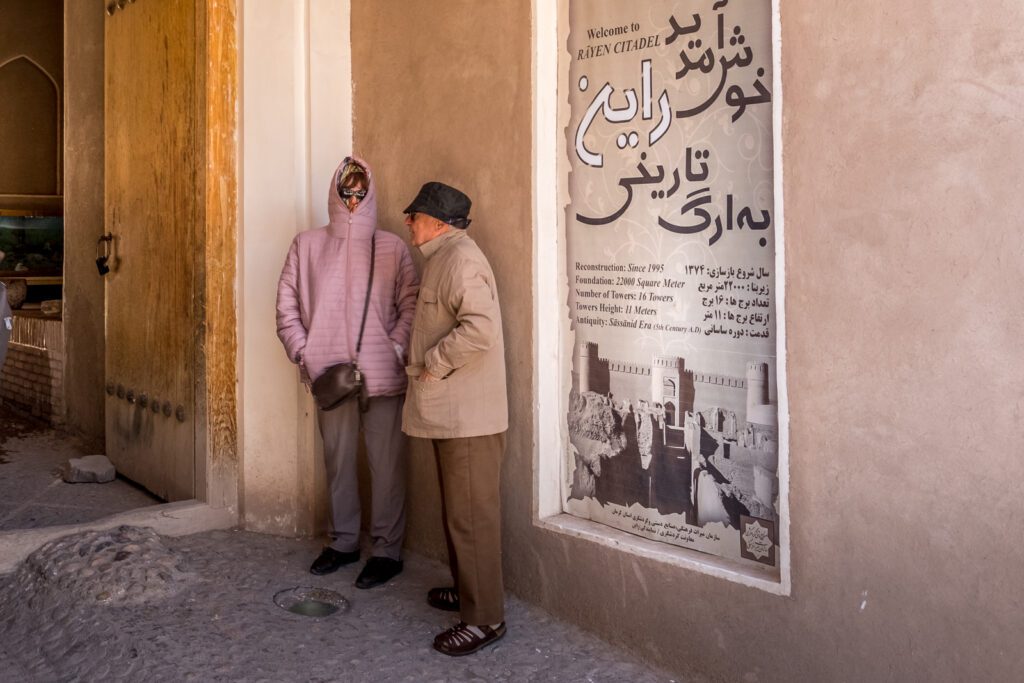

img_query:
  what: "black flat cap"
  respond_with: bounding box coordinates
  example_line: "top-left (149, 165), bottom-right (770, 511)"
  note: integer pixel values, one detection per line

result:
top-left (403, 182), bottom-right (472, 229)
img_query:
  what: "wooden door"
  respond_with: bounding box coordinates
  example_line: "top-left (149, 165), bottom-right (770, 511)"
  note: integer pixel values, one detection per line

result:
top-left (104, 0), bottom-right (199, 501)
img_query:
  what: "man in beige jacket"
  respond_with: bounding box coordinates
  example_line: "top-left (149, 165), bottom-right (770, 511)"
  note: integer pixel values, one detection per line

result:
top-left (401, 182), bottom-right (508, 656)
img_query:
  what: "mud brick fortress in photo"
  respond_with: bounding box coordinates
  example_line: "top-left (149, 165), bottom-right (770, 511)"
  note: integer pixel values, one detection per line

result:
top-left (569, 341), bottom-right (778, 533)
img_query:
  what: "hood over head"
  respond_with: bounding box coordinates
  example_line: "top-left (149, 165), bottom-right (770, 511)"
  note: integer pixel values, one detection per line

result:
top-left (327, 156), bottom-right (377, 239)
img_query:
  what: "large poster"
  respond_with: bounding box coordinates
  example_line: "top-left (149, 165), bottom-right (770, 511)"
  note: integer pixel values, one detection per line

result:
top-left (563, 0), bottom-right (780, 570)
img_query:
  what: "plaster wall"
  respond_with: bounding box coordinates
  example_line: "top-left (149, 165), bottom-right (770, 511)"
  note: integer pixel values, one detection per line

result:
top-left (62, 0), bottom-right (105, 451)
top-left (0, 0), bottom-right (63, 201)
top-left (350, 0), bottom-right (534, 564)
top-left (238, 0), bottom-right (351, 535)
top-left (351, 1), bottom-right (1024, 680)
top-left (0, 0), bottom-right (62, 77)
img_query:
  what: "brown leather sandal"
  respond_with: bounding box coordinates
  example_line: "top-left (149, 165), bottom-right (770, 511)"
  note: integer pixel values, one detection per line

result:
top-left (432, 621), bottom-right (506, 656)
top-left (427, 586), bottom-right (460, 612)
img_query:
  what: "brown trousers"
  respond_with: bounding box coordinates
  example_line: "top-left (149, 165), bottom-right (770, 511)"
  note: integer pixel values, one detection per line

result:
top-left (318, 395), bottom-right (407, 560)
top-left (432, 432), bottom-right (506, 626)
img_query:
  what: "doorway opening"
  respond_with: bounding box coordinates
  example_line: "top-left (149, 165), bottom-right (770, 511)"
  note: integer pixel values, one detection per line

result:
top-left (1, 0), bottom-right (239, 533)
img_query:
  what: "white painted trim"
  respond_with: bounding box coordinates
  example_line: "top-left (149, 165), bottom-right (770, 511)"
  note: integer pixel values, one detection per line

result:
top-left (770, 0), bottom-right (792, 597)
top-left (532, 0), bottom-right (562, 521)
top-left (295, 1), bottom-right (312, 235)
top-left (235, 0), bottom-right (248, 515)
top-left (237, 0), bottom-right (352, 534)
top-left (531, 0), bottom-right (790, 595)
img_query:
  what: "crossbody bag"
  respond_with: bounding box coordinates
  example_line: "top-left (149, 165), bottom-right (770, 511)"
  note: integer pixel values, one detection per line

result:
top-left (311, 234), bottom-right (375, 412)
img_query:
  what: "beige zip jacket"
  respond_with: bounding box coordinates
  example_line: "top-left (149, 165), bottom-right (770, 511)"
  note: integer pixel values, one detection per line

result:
top-left (402, 229), bottom-right (508, 439)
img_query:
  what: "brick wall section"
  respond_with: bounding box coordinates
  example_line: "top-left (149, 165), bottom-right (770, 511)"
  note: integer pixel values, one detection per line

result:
top-left (0, 316), bottom-right (65, 425)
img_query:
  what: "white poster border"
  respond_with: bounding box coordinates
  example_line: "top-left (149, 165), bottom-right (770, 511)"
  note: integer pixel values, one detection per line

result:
top-left (532, 0), bottom-right (790, 595)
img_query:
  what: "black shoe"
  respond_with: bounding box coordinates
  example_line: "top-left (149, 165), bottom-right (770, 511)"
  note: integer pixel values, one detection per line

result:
top-left (354, 556), bottom-right (403, 589)
top-left (427, 586), bottom-right (460, 612)
top-left (433, 622), bottom-right (506, 656)
top-left (309, 547), bottom-right (359, 575)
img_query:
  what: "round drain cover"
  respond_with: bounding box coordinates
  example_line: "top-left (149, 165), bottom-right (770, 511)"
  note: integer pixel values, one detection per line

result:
top-left (273, 586), bottom-right (350, 618)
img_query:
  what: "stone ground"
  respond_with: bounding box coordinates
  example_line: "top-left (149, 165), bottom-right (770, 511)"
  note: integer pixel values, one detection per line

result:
top-left (0, 407), bottom-right (694, 682)
top-left (0, 526), bottom-right (690, 683)
top-left (0, 407), bottom-right (161, 531)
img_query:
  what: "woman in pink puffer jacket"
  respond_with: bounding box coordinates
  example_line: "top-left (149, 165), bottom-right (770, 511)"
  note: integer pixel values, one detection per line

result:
top-left (276, 157), bottom-right (419, 589)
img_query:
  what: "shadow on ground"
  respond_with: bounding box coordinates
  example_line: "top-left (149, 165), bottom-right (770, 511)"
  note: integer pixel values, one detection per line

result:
top-left (0, 406), bottom-right (161, 532)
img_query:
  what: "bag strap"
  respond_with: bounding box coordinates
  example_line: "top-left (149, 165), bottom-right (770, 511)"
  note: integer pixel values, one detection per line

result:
top-left (355, 233), bottom-right (376, 359)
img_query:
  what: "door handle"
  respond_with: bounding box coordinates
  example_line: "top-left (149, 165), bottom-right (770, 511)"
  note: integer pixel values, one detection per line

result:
top-left (96, 233), bottom-right (113, 276)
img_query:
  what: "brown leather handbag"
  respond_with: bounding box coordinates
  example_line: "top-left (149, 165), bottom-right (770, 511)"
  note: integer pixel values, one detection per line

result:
top-left (311, 235), bottom-right (375, 412)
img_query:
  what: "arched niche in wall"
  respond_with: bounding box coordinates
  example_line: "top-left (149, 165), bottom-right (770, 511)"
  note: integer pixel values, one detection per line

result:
top-left (0, 55), bottom-right (61, 197)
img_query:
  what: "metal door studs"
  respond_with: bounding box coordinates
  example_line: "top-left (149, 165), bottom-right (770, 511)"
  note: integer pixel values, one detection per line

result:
top-left (105, 381), bottom-right (187, 421)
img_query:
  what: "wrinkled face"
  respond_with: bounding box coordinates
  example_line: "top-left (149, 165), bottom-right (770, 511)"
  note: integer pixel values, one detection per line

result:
top-left (340, 181), bottom-right (367, 212)
top-left (405, 211), bottom-right (447, 247)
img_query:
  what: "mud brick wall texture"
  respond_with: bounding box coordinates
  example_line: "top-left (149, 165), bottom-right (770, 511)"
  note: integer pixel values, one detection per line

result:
top-left (0, 317), bottom-right (65, 426)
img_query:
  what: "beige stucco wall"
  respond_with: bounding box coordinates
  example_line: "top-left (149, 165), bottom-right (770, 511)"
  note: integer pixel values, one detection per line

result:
top-left (62, 0), bottom-right (106, 451)
top-left (350, 1), bottom-right (1024, 680)
top-left (774, 0), bottom-right (1024, 678)
top-left (351, 0), bottom-right (535, 561)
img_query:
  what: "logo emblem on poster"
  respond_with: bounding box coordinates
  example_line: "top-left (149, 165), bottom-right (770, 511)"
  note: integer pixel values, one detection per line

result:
top-left (740, 515), bottom-right (776, 566)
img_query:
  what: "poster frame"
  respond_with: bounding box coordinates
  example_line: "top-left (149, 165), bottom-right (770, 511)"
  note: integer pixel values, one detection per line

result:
top-left (531, 0), bottom-right (791, 595)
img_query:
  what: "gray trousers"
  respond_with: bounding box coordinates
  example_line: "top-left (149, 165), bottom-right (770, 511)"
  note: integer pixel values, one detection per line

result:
top-left (317, 394), bottom-right (407, 560)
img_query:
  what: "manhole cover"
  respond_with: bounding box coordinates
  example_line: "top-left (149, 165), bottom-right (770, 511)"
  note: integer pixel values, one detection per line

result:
top-left (273, 586), bottom-right (351, 617)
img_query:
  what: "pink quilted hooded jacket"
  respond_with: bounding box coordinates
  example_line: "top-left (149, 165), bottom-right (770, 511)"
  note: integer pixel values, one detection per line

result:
top-left (276, 157), bottom-right (419, 396)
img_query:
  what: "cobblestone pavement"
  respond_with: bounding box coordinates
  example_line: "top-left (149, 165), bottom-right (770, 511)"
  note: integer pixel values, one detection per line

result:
top-left (0, 408), bottom-right (160, 532)
top-left (0, 526), bottom-right (691, 683)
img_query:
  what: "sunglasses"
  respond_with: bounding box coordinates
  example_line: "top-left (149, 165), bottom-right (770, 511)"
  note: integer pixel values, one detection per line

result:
top-left (340, 188), bottom-right (367, 199)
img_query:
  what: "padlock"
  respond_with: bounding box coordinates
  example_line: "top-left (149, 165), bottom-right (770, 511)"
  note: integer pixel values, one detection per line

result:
top-left (96, 233), bottom-right (113, 276)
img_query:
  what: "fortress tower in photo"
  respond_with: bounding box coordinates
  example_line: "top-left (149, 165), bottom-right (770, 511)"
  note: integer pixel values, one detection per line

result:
top-left (571, 340), bottom-right (771, 425)
top-left (568, 340), bottom-right (779, 529)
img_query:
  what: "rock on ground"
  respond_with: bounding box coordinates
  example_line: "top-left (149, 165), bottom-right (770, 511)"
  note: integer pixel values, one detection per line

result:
top-left (62, 455), bottom-right (116, 484)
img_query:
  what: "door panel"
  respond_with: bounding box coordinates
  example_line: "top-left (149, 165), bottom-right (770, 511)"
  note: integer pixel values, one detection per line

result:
top-left (104, 0), bottom-right (197, 501)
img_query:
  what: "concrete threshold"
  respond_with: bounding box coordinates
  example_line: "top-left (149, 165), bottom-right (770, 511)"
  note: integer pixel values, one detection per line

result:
top-left (0, 500), bottom-right (238, 575)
